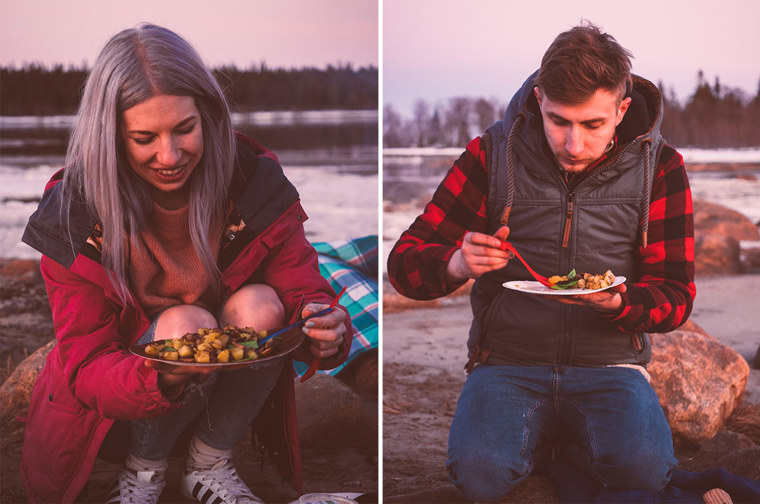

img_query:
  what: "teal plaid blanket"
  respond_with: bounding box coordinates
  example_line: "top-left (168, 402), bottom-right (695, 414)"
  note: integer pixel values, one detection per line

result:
top-left (294, 235), bottom-right (378, 377)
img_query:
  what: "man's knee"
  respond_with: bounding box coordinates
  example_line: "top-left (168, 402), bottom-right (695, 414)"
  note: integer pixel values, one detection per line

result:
top-left (447, 446), bottom-right (526, 502)
top-left (590, 447), bottom-right (676, 491)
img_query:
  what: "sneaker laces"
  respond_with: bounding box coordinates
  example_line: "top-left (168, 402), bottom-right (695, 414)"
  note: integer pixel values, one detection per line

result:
top-left (105, 467), bottom-right (166, 504)
top-left (182, 458), bottom-right (262, 504)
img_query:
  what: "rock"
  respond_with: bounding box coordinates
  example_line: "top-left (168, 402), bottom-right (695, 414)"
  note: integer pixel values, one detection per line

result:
top-left (0, 339), bottom-right (55, 423)
top-left (0, 258), bottom-right (54, 367)
top-left (337, 349), bottom-right (378, 398)
top-left (295, 373), bottom-right (376, 450)
top-left (743, 247), bottom-right (760, 273)
top-left (678, 319), bottom-right (710, 337)
top-left (735, 173), bottom-right (758, 182)
top-left (724, 403), bottom-right (760, 444)
top-left (693, 200), bottom-right (760, 241)
top-left (755, 346), bottom-right (760, 370)
top-left (649, 330), bottom-right (750, 445)
top-left (716, 446), bottom-right (760, 480)
top-left (679, 430), bottom-right (756, 472)
top-left (694, 234), bottom-right (743, 276)
top-left (0, 259), bottom-right (42, 282)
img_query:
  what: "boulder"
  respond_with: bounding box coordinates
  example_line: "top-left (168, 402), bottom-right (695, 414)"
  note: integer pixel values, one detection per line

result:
top-left (742, 247), bottom-right (760, 273)
top-left (694, 234), bottom-right (743, 276)
top-left (679, 430), bottom-right (756, 472)
top-left (677, 319), bottom-right (710, 337)
top-left (693, 200), bottom-right (760, 241)
top-left (649, 330), bottom-right (750, 445)
top-left (295, 373), bottom-right (376, 450)
top-left (724, 404), bottom-right (760, 444)
top-left (716, 446), bottom-right (760, 480)
top-left (0, 338), bottom-right (55, 424)
top-left (337, 349), bottom-right (378, 398)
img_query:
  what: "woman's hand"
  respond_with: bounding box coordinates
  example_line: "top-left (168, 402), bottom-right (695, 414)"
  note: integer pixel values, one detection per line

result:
top-left (143, 359), bottom-right (215, 399)
top-left (301, 303), bottom-right (347, 358)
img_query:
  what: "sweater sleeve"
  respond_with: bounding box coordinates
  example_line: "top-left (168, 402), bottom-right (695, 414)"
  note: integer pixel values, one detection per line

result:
top-left (606, 145), bottom-right (696, 332)
top-left (387, 137), bottom-right (490, 300)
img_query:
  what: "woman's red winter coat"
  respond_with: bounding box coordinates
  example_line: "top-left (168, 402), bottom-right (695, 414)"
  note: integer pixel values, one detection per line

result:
top-left (19, 134), bottom-right (351, 503)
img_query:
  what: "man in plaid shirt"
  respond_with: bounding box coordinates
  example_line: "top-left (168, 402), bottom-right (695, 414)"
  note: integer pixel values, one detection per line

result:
top-left (388, 23), bottom-right (695, 502)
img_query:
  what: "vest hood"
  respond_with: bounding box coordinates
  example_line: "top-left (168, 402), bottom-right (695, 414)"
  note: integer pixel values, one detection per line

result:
top-left (470, 73), bottom-right (668, 368)
top-left (499, 70), bottom-right (665, 148)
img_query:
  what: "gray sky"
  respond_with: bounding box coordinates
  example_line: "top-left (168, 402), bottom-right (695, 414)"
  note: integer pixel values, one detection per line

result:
top-left (384, 0), bottom-right (760, 115)
top-left (0, 0), bottom-right (378, 69)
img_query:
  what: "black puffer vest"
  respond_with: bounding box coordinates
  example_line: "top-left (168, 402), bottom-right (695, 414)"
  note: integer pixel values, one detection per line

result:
top-left (468, 72), bottom-right (665, 368)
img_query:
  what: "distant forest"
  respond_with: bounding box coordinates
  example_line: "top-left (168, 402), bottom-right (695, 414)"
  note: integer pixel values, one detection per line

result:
top-left (0, 63), bottom-right (378, 116)
top-left (384, 72), bottom-right (760, 149)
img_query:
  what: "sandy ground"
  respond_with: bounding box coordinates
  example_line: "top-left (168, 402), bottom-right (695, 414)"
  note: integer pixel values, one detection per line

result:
top-left (382, 273), bottom-right (760, 501)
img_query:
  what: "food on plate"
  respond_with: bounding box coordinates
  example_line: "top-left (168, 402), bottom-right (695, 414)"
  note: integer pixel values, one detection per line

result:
top-left (547, 269), bottom-right (616, 290)
top-left (142, 325), bottom-right (271, 363)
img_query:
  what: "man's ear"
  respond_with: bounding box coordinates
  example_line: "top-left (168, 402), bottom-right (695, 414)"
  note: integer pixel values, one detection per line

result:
top-left (533, 86), bottom-right (542, 106)
top-left (616, 96), bottom-right (632, 126)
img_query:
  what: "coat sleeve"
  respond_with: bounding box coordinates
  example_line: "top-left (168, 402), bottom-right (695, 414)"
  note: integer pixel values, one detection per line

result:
top-left (606, 145), bottom-right (696, 333)
top-left (254, 206), bottom-right (353, 370)
top-left (40, 255), bottom-right (181, 420)
top-left (387, 137), bottom-right (490, 300)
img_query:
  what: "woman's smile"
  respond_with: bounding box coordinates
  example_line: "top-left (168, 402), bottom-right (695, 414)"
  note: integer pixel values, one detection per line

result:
top-left (120, 95), bottom-right (204, 208)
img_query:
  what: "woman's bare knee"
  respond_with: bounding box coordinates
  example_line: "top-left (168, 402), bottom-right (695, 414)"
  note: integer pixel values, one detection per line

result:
top-left (154, 305), bottom-right (216, 340)
top-left (221, 284), bottom-right (284, 330)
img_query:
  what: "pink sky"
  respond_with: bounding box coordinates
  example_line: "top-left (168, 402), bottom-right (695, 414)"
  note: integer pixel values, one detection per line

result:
top-left (0, 0), bottom-right (378, 69)
top-left (2, 0), bottom-right (758, 117)
top-left (384, 0), bottom-right (760, 114)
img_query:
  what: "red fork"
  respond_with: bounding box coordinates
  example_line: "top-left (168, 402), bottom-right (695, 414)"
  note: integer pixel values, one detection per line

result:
top-left (499, 241), bottom-right (553, 288)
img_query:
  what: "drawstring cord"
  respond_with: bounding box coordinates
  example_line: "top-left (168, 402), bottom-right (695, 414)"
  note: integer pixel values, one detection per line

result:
top-left (641, 141), bottom-right (652, 249)
top-left (500, 114), bottom-right (524, 226)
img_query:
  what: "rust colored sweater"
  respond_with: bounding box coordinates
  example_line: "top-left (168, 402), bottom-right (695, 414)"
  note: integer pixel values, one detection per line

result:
top-left (129, 202), bottom-right (222, 319)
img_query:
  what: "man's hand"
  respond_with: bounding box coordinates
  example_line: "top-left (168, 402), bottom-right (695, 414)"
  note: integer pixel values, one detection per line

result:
top-left (446, 226), bottom-right (512, 282)
top-left (301, 303), bottom-right (347, 358)
top-left (549, 283), bottom-right (627, 314)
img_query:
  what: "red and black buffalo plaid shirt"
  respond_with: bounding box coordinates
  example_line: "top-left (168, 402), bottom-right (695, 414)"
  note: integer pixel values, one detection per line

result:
top-left (387, 136), bottom-right (696, 334)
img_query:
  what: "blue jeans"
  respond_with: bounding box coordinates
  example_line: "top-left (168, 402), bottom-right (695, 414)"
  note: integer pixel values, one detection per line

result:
top-left (128, 316), bottom-right (285, 460)
top-left (446, 365), bottom-right (677, 502)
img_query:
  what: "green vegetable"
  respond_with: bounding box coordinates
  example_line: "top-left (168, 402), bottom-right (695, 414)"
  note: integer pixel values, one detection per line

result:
top-left (550, 269), bottom-right (579, 290)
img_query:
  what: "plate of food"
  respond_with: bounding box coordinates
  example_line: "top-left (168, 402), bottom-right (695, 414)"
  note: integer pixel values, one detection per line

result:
top-left (130, 324), bottom-right (304, 367)
top-left (503, 269), bottom-right (625, 296)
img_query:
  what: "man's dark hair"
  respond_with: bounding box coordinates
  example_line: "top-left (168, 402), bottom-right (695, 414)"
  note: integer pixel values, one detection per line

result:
top-left (536, 21), bottom-right (633, 105)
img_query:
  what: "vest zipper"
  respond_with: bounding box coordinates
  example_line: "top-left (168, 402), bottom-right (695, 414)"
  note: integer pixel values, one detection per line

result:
top-left (562, 196), bottom-right (574, 248)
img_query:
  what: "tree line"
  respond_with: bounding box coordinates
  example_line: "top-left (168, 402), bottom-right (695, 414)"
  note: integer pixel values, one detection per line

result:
top-left (384, 72), bottom-right (760, 149)
top-left (0, 62), bottom-right (378, 116)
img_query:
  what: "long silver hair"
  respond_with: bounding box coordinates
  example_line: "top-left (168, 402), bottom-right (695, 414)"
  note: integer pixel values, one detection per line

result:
top-left (63, 23), bottom-right (235, 301)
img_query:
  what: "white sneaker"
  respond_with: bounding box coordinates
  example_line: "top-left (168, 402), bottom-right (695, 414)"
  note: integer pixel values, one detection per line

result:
top-left (105, 467), bottom-right (166, 504)
top-left (180, 458), bottom-right (263, 504)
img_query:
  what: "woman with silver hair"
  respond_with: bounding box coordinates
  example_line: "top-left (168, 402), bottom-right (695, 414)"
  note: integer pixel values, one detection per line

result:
top-left (21, 23), bottom-right (351, 504)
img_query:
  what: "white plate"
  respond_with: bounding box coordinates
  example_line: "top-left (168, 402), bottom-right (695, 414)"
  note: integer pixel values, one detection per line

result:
top-left (503, 276), bottom-right (626, 296)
